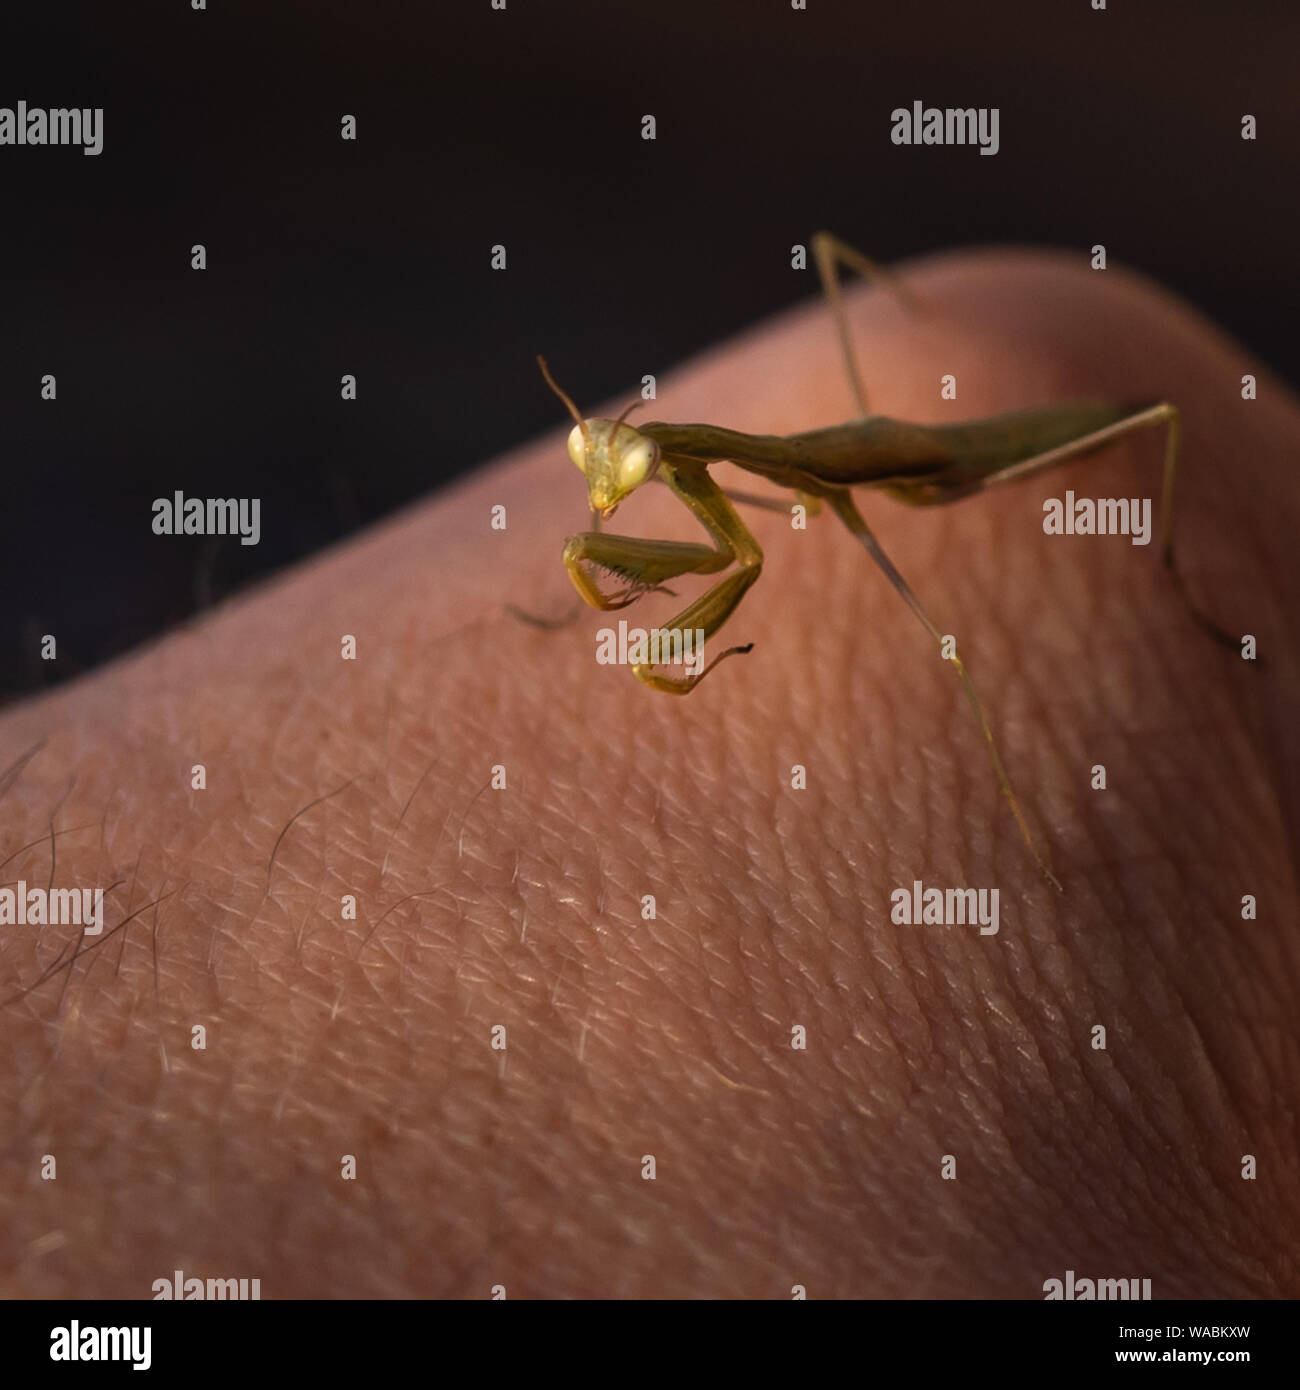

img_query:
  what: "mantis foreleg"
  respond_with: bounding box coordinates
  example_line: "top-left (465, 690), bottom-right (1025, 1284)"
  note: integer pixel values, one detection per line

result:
top-left (564, 459), bottom-right (764, 692)
top-left (562, 531), bottom-right (728, 610)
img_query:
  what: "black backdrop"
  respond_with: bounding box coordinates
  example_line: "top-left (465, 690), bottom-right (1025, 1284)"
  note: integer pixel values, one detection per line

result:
top-left (2, 0), bottom-right (1295, 698)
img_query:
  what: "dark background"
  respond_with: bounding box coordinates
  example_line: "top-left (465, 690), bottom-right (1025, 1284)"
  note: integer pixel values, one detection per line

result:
top-left (1, 0), bottom-right (1295, 700)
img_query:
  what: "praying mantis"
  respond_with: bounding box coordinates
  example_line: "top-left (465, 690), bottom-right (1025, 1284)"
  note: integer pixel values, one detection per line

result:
top-left (538, 233), bottom-right (1236, 888)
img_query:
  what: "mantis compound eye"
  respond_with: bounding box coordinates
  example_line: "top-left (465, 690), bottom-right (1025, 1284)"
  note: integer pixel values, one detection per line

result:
top-left (618, 436), bottom-right (660, 492)
top-left (566, 423), bottom-right (590, 472)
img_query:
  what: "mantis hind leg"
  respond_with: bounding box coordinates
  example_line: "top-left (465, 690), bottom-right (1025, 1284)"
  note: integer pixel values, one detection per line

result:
top-left (1143, 405), bottom-right (1237, 652)
top-left (920, 402), bottom-right (1239, 651)
top-left (826, 488), bottom-right (1063, 892)
top-left (812, 230), bottom-right (924, 417)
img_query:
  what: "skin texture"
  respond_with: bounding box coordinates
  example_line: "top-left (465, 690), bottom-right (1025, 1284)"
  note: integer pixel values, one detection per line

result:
top-left (1, 249), bottom-right (1297, 1300)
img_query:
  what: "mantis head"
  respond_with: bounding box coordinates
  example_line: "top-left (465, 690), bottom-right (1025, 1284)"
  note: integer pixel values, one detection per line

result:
top-left (538, 356), bottom-right (660, 519)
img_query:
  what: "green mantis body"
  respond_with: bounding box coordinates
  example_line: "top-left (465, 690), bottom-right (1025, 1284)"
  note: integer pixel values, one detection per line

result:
top-left (541, 233), bottom-right (1232, 888)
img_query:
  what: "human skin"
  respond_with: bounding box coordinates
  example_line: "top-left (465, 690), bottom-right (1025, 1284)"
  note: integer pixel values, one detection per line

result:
top-left (1, 250), bottom-right (1297, 1299)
